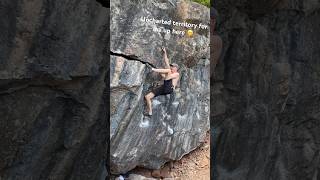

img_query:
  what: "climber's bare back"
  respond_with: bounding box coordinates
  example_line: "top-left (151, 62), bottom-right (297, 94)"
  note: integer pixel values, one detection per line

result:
top-left (164, 72), bottom-right (179, 89)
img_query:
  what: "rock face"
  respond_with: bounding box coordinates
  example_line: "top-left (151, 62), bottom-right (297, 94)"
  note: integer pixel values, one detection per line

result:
top-left (0, 0), bottom-right (109, 179)
top-left (213, 0), bottom-right (320, 180)
top-left (110, 0), bottom-right (210, 174)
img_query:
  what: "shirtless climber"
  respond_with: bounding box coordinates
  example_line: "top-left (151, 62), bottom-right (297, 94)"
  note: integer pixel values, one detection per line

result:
top-left (211, 7), bottom-right (222, 73)
top-left (144, 47), bottom-right (180, 116)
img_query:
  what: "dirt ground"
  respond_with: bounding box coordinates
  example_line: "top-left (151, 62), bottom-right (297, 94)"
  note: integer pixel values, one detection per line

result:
top-left (129, 132), bottom-right (210, 180)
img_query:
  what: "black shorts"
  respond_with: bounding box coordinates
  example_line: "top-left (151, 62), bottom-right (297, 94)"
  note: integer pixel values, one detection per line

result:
top-left (151, 85), bottom-right (174, 97)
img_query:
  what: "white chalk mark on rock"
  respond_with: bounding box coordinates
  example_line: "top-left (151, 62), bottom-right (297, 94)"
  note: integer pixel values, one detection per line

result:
top-left (139, 120), bottom-right (149, 128)
top-left (205, 106), bottom-right (209, 113)
top-left (156, 131), bottom-right (165, 140)
top-left (172, 101), bottom-right (179, 107)
top-left (178, 114), bottom-right (188, 121)
top-left (167, 126), bottom-right (174, 135)
top-left (152, 99), bottom-right (162, 106)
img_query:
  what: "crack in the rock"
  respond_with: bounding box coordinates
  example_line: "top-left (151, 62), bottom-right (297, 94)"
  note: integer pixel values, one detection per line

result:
top-left (110, 51), bottom-right (156, 68)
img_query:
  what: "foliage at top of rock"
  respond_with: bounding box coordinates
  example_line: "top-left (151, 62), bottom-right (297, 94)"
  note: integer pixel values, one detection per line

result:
top-left (191, 0), bottom-right (210, 7)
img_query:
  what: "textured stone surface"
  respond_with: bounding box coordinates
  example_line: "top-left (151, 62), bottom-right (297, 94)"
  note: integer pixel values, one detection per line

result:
top-left (0, 0), bottom-right (109, 179)
top-left (213, 0), bottom-right (320, 180)
top-left (128, 174), bottom-right (157, 180)
top-left (110, 0), bottom-right (210, 174)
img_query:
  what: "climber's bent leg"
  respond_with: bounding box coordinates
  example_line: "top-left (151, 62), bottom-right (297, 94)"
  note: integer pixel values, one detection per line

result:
top-left (145, 92), bottom-right (155, 116)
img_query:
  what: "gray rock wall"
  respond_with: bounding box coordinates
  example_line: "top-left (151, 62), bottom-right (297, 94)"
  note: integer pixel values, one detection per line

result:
top-left (0, 0), bottom-right (109, 179)
top-left (110, 0), bottom-right (210, 174)
top-left (213, 0), bottom-right (320, 179)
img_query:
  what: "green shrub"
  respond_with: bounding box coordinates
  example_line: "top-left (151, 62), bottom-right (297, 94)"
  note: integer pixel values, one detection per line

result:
top-left (191, 0), bottom-right (210, 7)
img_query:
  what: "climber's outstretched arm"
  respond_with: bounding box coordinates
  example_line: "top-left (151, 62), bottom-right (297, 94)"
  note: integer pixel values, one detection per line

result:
top-left (152, 68), bottom-right (170, 74)
top-left (162, 47), bottom-right (170, 69)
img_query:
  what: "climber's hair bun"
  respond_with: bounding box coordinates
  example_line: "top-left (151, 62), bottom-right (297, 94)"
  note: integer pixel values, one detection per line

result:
top-left (211, 8), bottom-right (218, 19)
top-left (170, 63), bottom-right (179, 69)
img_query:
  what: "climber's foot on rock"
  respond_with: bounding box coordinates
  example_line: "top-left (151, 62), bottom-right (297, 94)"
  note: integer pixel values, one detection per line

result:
top-left (144, 111), bottom-right (152, 116)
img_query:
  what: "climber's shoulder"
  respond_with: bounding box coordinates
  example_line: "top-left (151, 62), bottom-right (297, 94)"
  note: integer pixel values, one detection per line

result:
top-left (166, 72), bottom-right (179, 80)
top-left (212, 34), bottom-right (222, 48)
top-left (172, 72), bottom-right (179, 78)
top-left (212, 34), bottom-right (223, 65)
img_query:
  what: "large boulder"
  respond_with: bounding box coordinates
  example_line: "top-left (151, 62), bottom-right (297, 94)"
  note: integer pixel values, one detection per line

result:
top-left (213, 0), bottom-right (320, 179)
top-left (0, 0), bottom-right (109, 179)
top-left (110, 0), bottom-right (210, 174)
